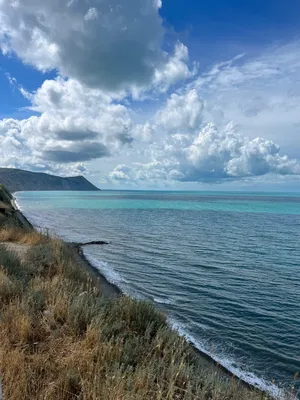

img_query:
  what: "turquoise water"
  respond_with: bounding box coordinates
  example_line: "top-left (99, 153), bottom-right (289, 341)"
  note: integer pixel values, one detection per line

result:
top-left (16, 190), bottom-right (300, 398)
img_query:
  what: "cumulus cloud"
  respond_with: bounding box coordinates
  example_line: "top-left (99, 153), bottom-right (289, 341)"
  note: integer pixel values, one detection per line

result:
top-left (0, 0), bottom-right (166, 91)
top-left (0, 77), bottom-right (133, 172)
top-left (0, 117), bottom-right (89, 176)
top-left (109, 164), bottom-right (132, 182)
top-left (109, 41), bottom-right (300, 186)
top-left (190, 41), bottom-right (300, 156)
top-left (44, 145), bottom-right (109, 163)
top-left (152, 43), bottom-right (197, 93)
top-left (1, 8), bottom-right (300, 189)
top-left (109, 122), bottom-right (300, 184)
top-left (155, 89), bottom-right (204, 132)
top-left (0, 0), bottom-right (197, 181)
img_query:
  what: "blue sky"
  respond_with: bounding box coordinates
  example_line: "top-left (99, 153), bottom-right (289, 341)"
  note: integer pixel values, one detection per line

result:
top-left (0, 54), bottom-right (55, 118)
top-left (1, 0), bottom-right (300, 190)
top-left (162, 0), bottom-right (300, 43)
top-left (162, 0), bottom-right (300, 61)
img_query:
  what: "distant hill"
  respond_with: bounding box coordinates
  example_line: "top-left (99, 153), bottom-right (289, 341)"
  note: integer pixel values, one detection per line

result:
top-left (0, 168), bottom-right (100, 192)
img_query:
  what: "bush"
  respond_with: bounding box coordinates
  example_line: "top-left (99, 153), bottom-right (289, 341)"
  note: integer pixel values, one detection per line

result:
top-left (103, 297), bottom-right (167, 338)
top-left (0, 244), bottom-right (32, 282)
top-left (24, 242), bottom-right (58, 278)
top-left (68, 293), bottom-right (104, 335)
top-left (27, 290), bottom-right (47, 315)
top-left (0, 269), bottom-right (22, 305)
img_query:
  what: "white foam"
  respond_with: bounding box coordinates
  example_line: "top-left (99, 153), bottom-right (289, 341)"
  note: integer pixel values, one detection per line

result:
top-left (13, 196), bottom-right (22, 212)
top-left (154, 296), bottom-right (174, 305)
top-left (168, 317), bottom-right (291, 400)
top-left (83, 252), bottom-right (130, 293)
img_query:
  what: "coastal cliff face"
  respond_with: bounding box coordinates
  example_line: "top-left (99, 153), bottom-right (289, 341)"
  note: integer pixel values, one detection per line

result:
top-left (0, 168), bottom-right (99, 192)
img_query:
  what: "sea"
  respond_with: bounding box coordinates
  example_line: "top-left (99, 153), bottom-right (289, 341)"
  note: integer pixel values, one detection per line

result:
top-left (15, 190), bottom-right (300, 398)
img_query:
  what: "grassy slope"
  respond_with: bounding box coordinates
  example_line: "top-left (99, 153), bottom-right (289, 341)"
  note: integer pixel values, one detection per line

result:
top-left (0, 185), bottom-right (270, 399)
top-left (0, 184), bottom-right (12, 202)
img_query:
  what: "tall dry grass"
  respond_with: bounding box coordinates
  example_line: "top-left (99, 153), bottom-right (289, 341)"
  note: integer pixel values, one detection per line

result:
top-left (0, 231), bottom-right (273, 400)
top-left (0, 225), bottom-right (47, 245)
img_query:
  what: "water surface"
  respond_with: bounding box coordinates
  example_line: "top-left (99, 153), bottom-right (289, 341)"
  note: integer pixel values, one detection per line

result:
top-left (16, 190), bottom-right (300, 397)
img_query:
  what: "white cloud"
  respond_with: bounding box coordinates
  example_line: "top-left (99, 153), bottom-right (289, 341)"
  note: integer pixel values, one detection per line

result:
top-left (131, 122), bottom-right (156, 142)
top-left (0, 0), bottom-right (165, 91)
top-left (155, 89), bottom-right (204, 132)
top-left (0, 78), bottom-right (134, 171)
top-left (1, 4), bottom-right (300, 191)
top-left (84, 7), bottom-right (98, 21)
top-left (0, 0), bottom-right (194, 96)
top-left (191, 41), bottom-right (300, 156)
top-left (109, 122), bottom-right (300, 184)
top-left (0, 118), bottom-right (88, 176)
top-left (109, 164), bottom-right (132, 182)
top-left (152, 43), bottom-right (197, 93)
top-left (0, 0), bottom-right (195, 95)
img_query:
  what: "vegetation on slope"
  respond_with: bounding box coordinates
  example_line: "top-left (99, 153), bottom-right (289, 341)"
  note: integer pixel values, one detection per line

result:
top-left (0, 183), bottom-right (12, 203)
top-left (0, 168), bottom-right (100, 192)
top-left (0, 185), bottom-right (271, 399)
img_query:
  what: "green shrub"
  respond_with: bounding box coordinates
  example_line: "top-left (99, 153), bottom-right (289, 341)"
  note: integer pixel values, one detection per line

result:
top-left (24, 243), bottom-right (58, 278)
top-left (27, 290), bottom-right (47, 315)
top-left (0, 245), bottom-right (31, 282)
top-left (104, 297), bottom-right (167, 338)
top-left (0, 270), bottom-right (22, 305)
top-left (63, 369), bottom-right (82, 399)
top-left (68, 293), bottom-right (104, 335)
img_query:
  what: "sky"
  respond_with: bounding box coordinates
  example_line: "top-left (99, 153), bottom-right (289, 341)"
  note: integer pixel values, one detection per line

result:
top-left (1, 0), bottom-right (300, 191)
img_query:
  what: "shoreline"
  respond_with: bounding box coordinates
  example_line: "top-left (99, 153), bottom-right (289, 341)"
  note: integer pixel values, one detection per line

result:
top-left (12, 193), bottom-right (276, 399)
top-left (11, 196), bottom-right (34, 230)
top-left (73, 245), bottom-right (261, 392)
top-left (71, 243), bottom-right (122, 298)
top-left (70, 243), bottom-right (268, 393)
top-left (13, 194), bottom-right (121, 298)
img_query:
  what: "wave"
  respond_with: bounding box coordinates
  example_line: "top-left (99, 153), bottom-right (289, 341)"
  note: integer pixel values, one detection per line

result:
top-left (78, 251), bottom-right (288, 399)
top-left (168, 318), bottom-right (289, 400)
top-left (65, 250), bottom-right (289, 400)
top-left (153, 296), bottom-right (174, 305)
top-left (83, 252), bottom-right (130, 293)
top-left (13, 196), bottom-right (22, 212)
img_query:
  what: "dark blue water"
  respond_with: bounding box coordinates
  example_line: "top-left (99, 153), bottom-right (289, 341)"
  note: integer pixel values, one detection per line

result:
top-left (15, 191), bottom-right (300, 398)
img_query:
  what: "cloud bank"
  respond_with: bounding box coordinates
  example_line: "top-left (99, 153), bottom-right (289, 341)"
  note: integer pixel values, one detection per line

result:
top-left (0, 77), bottom-right (133, 173)
top-left (109, 121), bottom-right (300, 184)
top-left (0, 0), bottom-right (300, 186)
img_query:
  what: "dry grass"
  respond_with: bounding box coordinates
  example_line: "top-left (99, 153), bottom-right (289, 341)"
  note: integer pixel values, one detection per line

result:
top-left (0, 225), bottom-right (47, 245)
top-left (0, 202), bottom-right (276, 400)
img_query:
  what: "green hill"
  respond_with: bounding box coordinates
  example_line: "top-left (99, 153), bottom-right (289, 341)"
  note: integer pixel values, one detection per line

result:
top-left (0, 168), bottom-right (99, 192)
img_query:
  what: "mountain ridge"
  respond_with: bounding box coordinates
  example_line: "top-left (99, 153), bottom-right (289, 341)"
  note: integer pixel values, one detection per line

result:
top-left (0, 168), bottom-right (100, 192)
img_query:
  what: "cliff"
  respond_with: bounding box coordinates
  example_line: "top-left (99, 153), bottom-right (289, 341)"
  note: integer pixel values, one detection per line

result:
top-left (0, 168), bottom-right (99, 192)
